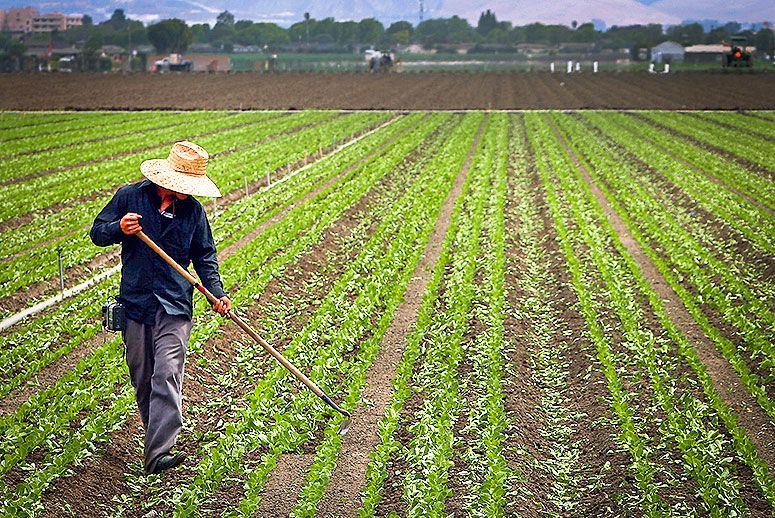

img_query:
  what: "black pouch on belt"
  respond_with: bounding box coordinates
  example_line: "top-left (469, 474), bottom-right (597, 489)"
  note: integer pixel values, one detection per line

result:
top-left (102, 301), bottom-right (126, 332)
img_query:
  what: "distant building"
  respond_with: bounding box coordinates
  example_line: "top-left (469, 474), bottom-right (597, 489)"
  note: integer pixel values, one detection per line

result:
top-left (651, 41), bottom-right (684, 64)
top-left (0, 7), bottom-right (82, 35)
top-left (683, 43), bottom-right (757, 64)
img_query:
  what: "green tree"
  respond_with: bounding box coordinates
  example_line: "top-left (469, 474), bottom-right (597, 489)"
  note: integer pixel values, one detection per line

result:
top-left (191, 23), bottom-right (211, 44)
top-left (146, 19), bottom-right (193, 53)
top-left (357, 18), bottom-right (384, 44)
top-left (0, 33), bottom-right (26, 71)
top-left (217, 11), bottom-right (235, 27)
top-left (107, 9), bottom-right (127, 31)
top-left (82, 14), bottom-right (93, 26)
top-left (705, 26), bottom-right (729, 43)
top-left (386, 20), bottom-right (413, 45)
top-left (666, 22), bottom-right (704, 46)
top-left (572, 22), bottom-right (597, 43)
top-left (753, 27), bottom-right (774, 57)
top-left (477, 9), bottom-right (498, 36)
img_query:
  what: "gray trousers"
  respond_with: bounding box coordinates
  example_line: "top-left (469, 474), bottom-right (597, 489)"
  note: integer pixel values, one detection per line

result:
top-left (123, 307), bottom-right (192, 473)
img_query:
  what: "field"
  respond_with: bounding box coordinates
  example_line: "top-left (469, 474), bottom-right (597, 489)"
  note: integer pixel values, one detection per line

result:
top-left (0, 107), bottom-right (773, 517)
top-left (1, 72), bottom-right (774, 110)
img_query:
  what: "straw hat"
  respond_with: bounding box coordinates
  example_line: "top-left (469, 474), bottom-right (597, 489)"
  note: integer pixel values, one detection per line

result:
top-left (140, 141), bottom-right (221, 197)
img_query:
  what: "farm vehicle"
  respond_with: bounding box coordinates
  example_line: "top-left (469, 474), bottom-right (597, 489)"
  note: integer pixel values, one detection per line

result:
top-left (153, 54), bottom-right (193, 72)
top-left (365, 49), bottom-right (396, 72)
top-left (722, 36), bottom-right (753, 68)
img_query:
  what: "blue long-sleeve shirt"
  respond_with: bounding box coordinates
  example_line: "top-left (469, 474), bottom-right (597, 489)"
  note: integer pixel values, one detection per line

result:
top-left (90, 180), bottom-right (226, 325)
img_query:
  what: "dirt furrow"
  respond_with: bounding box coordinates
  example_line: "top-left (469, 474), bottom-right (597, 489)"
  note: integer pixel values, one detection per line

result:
top-left (312, 117), bottom-right (485, 517)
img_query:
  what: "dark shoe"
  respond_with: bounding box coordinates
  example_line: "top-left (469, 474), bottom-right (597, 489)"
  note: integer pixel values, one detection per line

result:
top-left (150, 452), bottom-right (186, 475)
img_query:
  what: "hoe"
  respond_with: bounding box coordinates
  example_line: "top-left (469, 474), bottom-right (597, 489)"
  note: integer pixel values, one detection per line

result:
top-left (136, 230), bottom-right (352, 435)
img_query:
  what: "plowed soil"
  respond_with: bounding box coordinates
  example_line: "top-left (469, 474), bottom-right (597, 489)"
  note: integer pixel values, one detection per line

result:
top-left (1, 72), bottom-right (773, 110)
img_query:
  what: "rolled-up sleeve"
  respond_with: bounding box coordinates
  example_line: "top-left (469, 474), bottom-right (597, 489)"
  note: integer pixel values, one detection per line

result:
top-left (90, 187), bottom-right (126, 246)
top-left (191, 209), bottom-right (226, 299)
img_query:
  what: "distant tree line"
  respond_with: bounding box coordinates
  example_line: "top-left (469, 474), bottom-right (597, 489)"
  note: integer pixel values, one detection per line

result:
top-left (7, 8), bottom-right (775, 59)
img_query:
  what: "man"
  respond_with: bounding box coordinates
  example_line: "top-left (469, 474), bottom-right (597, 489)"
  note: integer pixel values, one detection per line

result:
top-left (90, 141), bottom-right (231, 475)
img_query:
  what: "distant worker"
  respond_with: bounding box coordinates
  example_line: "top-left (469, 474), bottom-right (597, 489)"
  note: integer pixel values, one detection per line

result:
top-left (90, 141), bottom-right (231, 475)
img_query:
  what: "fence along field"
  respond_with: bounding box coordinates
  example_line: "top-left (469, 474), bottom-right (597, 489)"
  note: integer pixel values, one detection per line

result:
top-left (0, 110), bottom-right (773, 516)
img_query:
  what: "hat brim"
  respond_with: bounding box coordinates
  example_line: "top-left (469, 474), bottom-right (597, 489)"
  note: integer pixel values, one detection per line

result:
top-left (140, 159), bottom-right (222, 198)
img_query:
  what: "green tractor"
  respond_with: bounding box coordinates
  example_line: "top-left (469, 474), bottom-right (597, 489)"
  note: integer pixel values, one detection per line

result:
top-left (723, 36), bottom-right (753, 68)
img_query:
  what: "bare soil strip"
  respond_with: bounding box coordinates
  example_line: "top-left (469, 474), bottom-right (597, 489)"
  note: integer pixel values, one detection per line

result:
top-left (2, 73), bottom-right (774, 110)
top-left (312, 117), bottom-right (486, 517)
top-left (0, 117), bottom-right (403, 417)
top-left (551, 124), bottom-right (775, 472)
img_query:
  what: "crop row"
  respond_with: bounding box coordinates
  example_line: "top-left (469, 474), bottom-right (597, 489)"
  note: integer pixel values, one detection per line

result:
top-left (0, 112), bottom-right (454, 514)
top-left (0, 111), bottom-right (232, 182)
top-left (579, 112), bottom-right (774, 292)
top-left (0, 112), bottom-right (389, 312)
top-left (1, 111), bottom-right (188, 158)
top-left (695, 112), bottom-right (775, 141)
top-left (529, 113), bottom-right (773, 511)
top-left (0, 113), bottom-right (79, 132)
top-left (641, 112), bottom-right (774, 171)
top-left (505, 114), bottom-right (584, 513)
top-left (552, 113), bottom-right (775, 407)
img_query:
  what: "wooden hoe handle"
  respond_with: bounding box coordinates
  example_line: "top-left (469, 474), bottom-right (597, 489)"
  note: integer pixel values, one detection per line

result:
top-left (134, 231), bottom-right (350, 417)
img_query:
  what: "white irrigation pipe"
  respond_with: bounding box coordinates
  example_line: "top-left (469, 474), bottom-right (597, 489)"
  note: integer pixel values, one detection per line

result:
top-left (0, 116), bottom-right (398, 333)
top-left (0, 264), bottom-right (121, 332)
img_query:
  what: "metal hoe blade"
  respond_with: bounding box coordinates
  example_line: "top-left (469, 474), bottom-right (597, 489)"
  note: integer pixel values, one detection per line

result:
top-left (338, 415), bottom-right (352, 435)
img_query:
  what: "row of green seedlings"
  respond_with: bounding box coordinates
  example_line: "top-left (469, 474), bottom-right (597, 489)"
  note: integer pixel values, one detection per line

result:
top-left (0, 110), bottom-right (326, 225)
top-left (641, 112), bottom-right (773, 171)
top-left (506, 114), bottom-right (585, 514)
top-left (442, 112), bottom-right (513, 516)
top-left (286, 115), bottom-right (500, 518)
top-left (694, 112), bottom-right (775, 142)
top-left (0, 113), bottom-right (83, 132)
top-left (353, 115), bottom-right (504, 517)
top-left (0, 112), bottom-right (455, 515)
top-left (627, 112), bottom-right (775, 211)
top-left (1, 111), bottom-right (192, 158)
top-left (551, 113), bottom-right (775, 415)
top-left (530, 112), bottom-right (774, 513)
top-left (0, 111), bottom-right (167, 142)
top-left (155, 114), bottom-right (478, 518)
top-left (591, 112), bottom-right (775, 247)
top-left (0, 111), bottom-right (233, 182)
top-left (0, 112), bottom-right (423, 402)
top-left (574, 113), bottom-right (775, 333)
top-left (0, 111), bottom-right (389, 308)
top-left (115, 115), bottom-right (460, 507)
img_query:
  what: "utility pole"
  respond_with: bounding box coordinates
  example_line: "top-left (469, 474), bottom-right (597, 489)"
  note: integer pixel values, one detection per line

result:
top-left (419, 0), bottom-right (424, 23)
